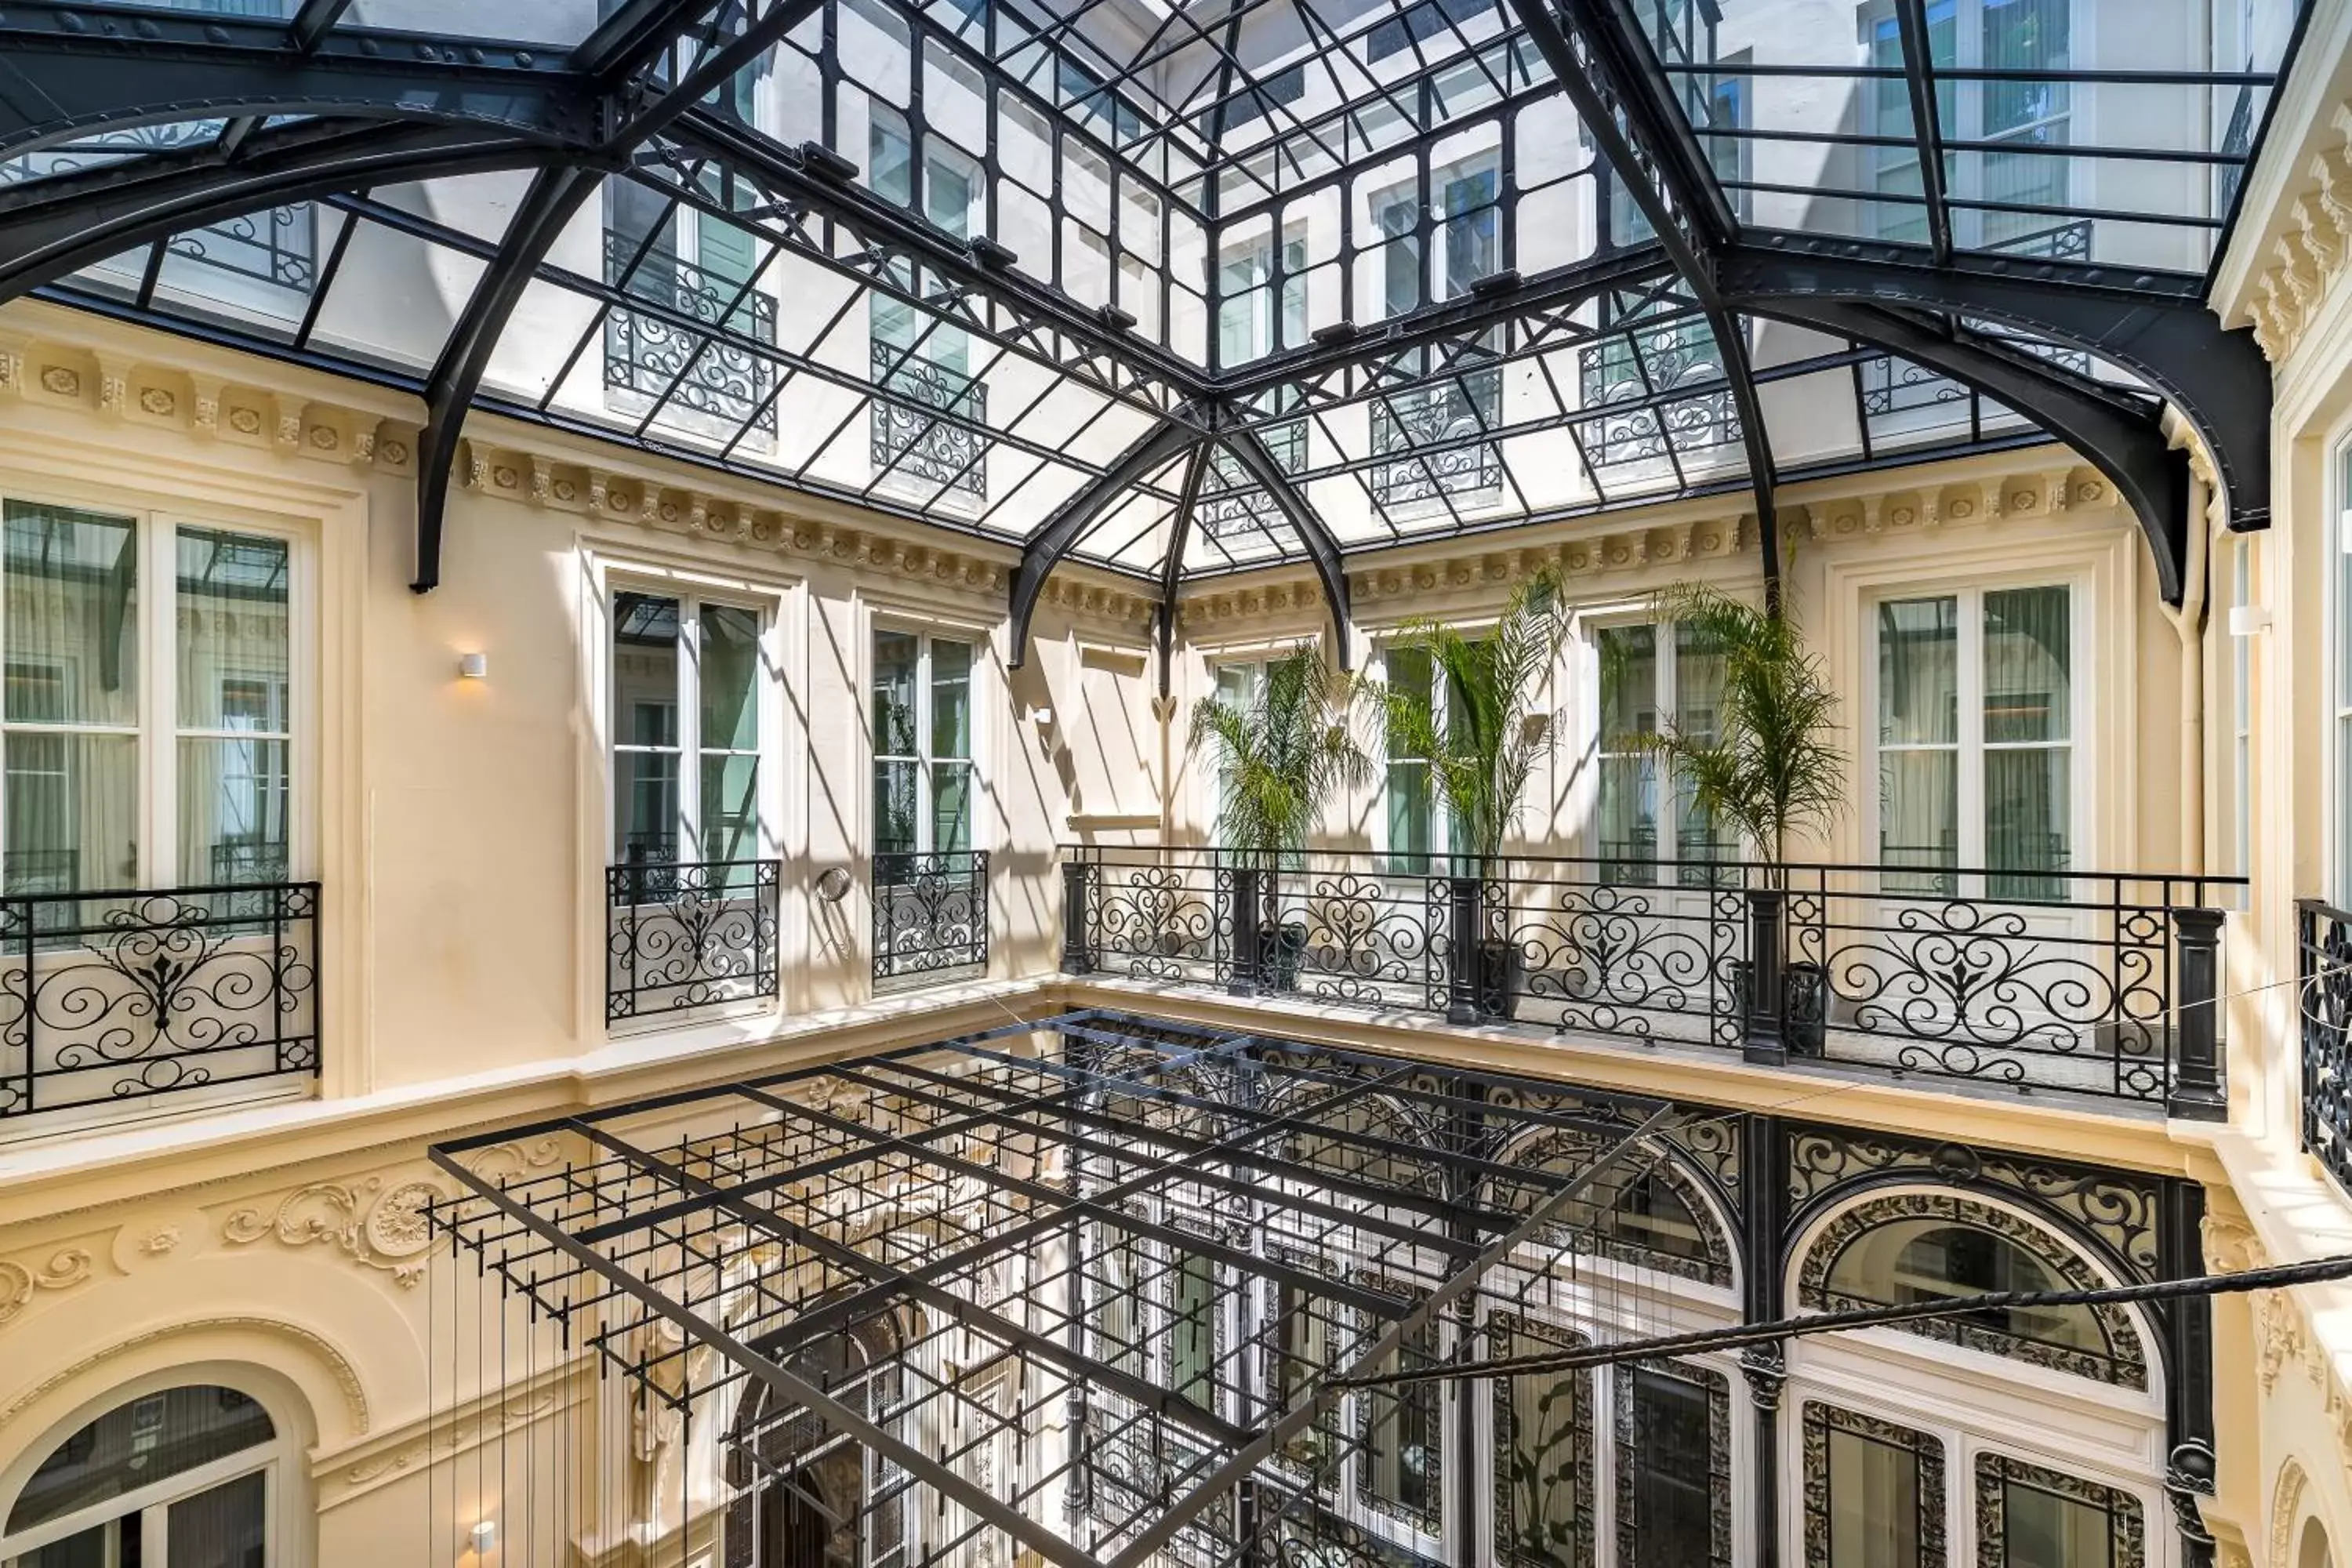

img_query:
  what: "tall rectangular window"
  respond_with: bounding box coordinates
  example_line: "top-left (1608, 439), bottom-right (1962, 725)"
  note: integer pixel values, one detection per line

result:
top-left (2230, 536), bottom-right (2252, 878)
top-left (1595, 622), bottom-right (1732, 883)
top-left (873, 630), bottom-right (975, 858)
top-left (1802, 1403), bottom-right (1944, 1568)
top-left (1616, 1362), bottom-right (1728, 1568)
top-left (1359, 1302), bottom-right (1439, 1527)
top-left (1, 500), bottom-right (296, 895)
top-left (1369, 155), bottom-right (1502, 512)
top-left (870, 107), bottom-right (989, 503)
top-left (610, 591), bottom-right (766, 867)
top-left (1168, 1250), bottom-right (1217, 1406)
top-left (2337, 445), bottom-right (2352, 899)
top-left (604, 180), bottom-right (778, 438)
top-left (1876, 585), bottom-right (2073, 897)
top-left (1383, 644), bottom-right (1442, 873)
top-left (1974, 1452), bottom-right (2143, 1568)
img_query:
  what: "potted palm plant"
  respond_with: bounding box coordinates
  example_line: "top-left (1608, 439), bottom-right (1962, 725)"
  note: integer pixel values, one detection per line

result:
top-left (1376, 565), bottom-right (1570, 1018)
top-left (1189, 643), bottom-right (1372, 992)
top-left (1634, 584), bottom-right (1843, 1061)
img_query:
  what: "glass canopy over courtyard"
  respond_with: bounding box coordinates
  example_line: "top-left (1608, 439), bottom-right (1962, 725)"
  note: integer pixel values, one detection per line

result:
top-left (0, 0), bottom-right (2303, 637)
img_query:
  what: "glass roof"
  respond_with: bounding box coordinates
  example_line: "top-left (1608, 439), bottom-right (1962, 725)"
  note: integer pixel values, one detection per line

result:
top-left (0, 0), bottom-right (2296, 597)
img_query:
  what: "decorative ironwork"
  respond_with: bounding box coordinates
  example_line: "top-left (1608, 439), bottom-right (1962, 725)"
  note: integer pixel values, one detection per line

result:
top-left (603, 234), bottom-right (779, 437)
top-left (1064, 848), bottom-right (2234, 1111)
top-left (1490, 1312), bottom-right (1595, 1568)
top-left (1370, 374), bottom-right (1502, 511)
top-left (1611, 1357), bottom-right (1731, 1568)
top-left (1973, 1451), bottom-right (2146, 1568)
top-left (1795, 1191), bottom-right (2150, 1388)
top-left (1783, 866), bottom-right (2227, 1105)
top-left (872, 850), bottom-right (989, 985)
top-left (1783, 1124), bottom-right (2165, 1278)
top-left (166, 205), bottom-right (316, 293)
top-left (870, 341), bottom-right (989, 502)
top-left (605, 857), bottom-right (779, 1022)
top-left (1494, 1127), bottom-right (1735, 1287)
top-left (2302, 900), bottom-right (2352, 1199)
top-left (1801, 1402), bottom-right (1947, 1568)
top-left (1576, 315), bottom-right (1739, 470)
top-left (1198, 423), bottom-right (1306, 539)
top-left (0, 881), bottom-right (320, 1122)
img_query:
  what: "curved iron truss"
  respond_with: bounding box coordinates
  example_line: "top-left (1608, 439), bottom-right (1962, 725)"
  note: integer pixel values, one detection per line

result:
top-left (0, 0), bottom-right (2297, 658)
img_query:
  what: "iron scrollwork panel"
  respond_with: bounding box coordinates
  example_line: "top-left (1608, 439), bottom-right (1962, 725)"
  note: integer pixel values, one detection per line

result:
top-left (0, 882), bottom-right (322, 1120)
top-left (2298, 900), bottom-right (2352, 1199)
top-left (603, 235), bottom-right (779, 436)
top-left (873, 850), bottom-right (989, 984)
top-left (1497, 876), bottom-right (1744, 1049)
top-left (869, 343), bottom-right (989, 501)
top-left (1091, 855), bottom-right (1221, 985)
top-left (606, 858), bottom-right (781, 1022)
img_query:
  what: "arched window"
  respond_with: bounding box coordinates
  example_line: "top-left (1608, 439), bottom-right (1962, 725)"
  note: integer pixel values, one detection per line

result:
top-left (1503, 1131), bottom-right (1733, 1288)
top-left (1796, 1192), bottom-right (2148, 1389)
top-left (2300, 1516), bottom-right (2336, 1568)
top-left (1, 1385), bottom-right (276, 1566)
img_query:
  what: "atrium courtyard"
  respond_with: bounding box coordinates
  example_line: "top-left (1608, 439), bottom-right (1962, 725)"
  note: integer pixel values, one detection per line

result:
top-left (0, 0), bottom-right (2345, 1565)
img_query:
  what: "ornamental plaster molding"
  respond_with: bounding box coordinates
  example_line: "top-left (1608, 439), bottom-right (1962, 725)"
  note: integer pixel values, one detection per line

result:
top-left (2270, 1460), bottom-right (2309, 1568)
top-left (0, 1248), bottom-right (95, 1327)
top-left (320, 1362), bottom-right (581, 1509)
top-left (1181, 463), bottom-right (2111, 630)
top-left (215, 1138), bottom-right (564, 1290)
top-left (2239, 104), bottom-right (2352, 361)
top-left (0, 1316), bottom-right (369, 1435)
top-left (0, 332), bottom-right (417, 472)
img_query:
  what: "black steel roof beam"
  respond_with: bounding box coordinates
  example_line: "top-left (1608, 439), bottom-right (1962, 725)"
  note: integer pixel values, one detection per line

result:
top-left (1010, 419), bottom-right (1201, 666)
top-left (609, 0), bottom-right (821, 146)
top-left (572, 0), bottom-right (719, 83)
top-left (1654, 60), bottom-right (2281, 85)
top-left (1157, 445), bottom-right (1210, 699)
top-left (1771, 296), bottom-right (2190, 601)
top-left (666, 112), bottom-right (1209, 405)
top-left (1216, 421), bottom-right (1354, 667)
top-left (287, 0), bottom-right (358, 53)
top-left (1717, 239), bottom-right (2271, 530)
top-left (413, 163), bottom-right (605, 593)
top-left (0, 11), bottom-right (600, 158)
top-left (0, 122), bottom-right (551, 299)
top-left (1588, 0), bottom-right (1742, 248)
top-left (1893, 0), bottom-right (1955, 264)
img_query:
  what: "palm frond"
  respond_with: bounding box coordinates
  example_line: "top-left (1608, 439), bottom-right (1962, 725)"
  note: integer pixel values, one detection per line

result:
top-left (1189, 642), bottom-right (1370, 860)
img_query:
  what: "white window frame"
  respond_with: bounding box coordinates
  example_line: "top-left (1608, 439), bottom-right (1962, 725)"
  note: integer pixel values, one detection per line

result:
top-left (1584, 611), bottom-right (1733, 883)
top-left (2229, 533), bottom-right (2254, 882)
top-left (1862, 575), bottom-right (2087, 896)
top-left (1372, 637), bottom-right (1455, 873)
top-left (870, 622), bottom-right (980, 858)
top-left (608, 581), bottom-right (777, 869)
top-left (0, 494), bottom-right (310, 893)
top-left (2334, 442), bottom-right (2352, 904)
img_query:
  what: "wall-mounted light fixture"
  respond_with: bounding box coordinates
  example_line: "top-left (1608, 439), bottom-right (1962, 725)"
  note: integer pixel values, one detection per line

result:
top-left (2227, 604), bottom-right (2272, 637)
top-left (457, 652), bottom-right (489, 680)
top-left (468, 1521), bottom-right (496, 1556)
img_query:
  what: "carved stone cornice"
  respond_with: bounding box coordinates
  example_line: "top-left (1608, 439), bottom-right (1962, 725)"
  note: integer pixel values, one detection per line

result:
top-left (1179, 460), bottom-right (2118, 629)
top-left (0, 329), bottom-right (416, 470)
top-left (2238, 104), bottom-right (2352, 362)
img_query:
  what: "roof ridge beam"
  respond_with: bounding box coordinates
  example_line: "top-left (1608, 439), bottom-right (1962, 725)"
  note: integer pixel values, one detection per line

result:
top-left (1009, 418), bottom-right (1203, 668)
top-left (1215, 419), bottom-right (1353, 669)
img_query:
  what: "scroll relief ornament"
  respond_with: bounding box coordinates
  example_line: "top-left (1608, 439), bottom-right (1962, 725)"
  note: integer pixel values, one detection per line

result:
top-left (221, 1178), bottom-right (446, 1288)
top-left (0, 1249), bottom-right (94, 1327)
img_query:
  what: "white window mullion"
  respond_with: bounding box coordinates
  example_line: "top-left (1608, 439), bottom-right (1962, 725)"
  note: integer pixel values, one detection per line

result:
top-left (675, 596), bottom-right (700, 859)
top-left (1958, 599), bottom-right (1986, 891)
top-left (142, 514), bottom-right (174, 889)
top-left (915, 633), bottom-right (935, 856)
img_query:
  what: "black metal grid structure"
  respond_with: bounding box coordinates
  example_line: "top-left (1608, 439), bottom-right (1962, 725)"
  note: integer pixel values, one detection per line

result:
top-left (0, 0), bottom-right (2302, 655)
top-left (426, 1008), bottom-right (1721, 1568)
top-left (423, 1004), bottom-right (2241, 1568)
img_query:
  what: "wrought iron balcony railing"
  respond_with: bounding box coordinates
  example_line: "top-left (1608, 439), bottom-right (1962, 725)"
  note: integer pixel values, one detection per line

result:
top-left (870, 343), bottom-right (989, 502)
top-left (0, 881), bottom-right (321, 1124)
top-left (607, 858), bottom-right (780, 1023)
top-left (873, 850), bottom-right (989, 986)
top-left (603, 238), bottom-right (779, 437)
top-left (1370, 373), bottom-right (1502, 510)
top-left (1061, 845), bottom-right (2238, 1113)
top-left (2299, 900), bottom-right (2352, 1197)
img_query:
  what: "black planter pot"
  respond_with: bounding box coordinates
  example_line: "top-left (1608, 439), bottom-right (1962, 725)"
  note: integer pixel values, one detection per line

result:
top-left (1732, 957), bottom-right (1831, 1058)
top-left (1258, 921), bottom-right (1308, 992)
top-left (1476, 938), bottom-right (1522, 1021)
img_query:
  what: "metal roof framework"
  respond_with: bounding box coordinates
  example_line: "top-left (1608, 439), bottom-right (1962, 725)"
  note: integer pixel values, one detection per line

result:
top-left (0, 0), bottom-right (2300, 659)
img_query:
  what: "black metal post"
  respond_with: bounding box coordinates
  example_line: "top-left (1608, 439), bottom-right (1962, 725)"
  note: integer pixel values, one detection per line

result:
top-left (1447, 874), bottom-right (1483, 1026)
top-left (1061, 856), bottom-right (1094, 975)
top-left (1740, 1345), bottom-right (1786, 1568)
top-left (1229, 862), bottom-right (1262, 996)
top-left (2169, 907), bottom-right (2227, 1121)
top-left (1744, 887), bottom-right (1789, 1065)
top-left (1740, 1112), bottom-right (1788, 1568)
top-left (2161, 1178), bottom-right (2218, 1568)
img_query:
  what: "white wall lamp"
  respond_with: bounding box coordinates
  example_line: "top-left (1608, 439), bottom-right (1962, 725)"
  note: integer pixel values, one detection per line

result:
top-left (457, 652), bottom-right (490, 680)
top-left (2227, 604), bottom-right (2272, 637)
top-left (467, 1521), bottom-right (497, 1558)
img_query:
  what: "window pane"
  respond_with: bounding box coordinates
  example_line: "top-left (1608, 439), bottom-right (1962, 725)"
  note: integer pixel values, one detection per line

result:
top-left (1879, 748), bottom-right (1957, 882)
top-left (1362, 1308), bottom-right (1439, 1520)
top-left (1171, 1252), bottom-right (1215, 1404)
top-left (1598, 753), bottom-right (1659, 873)
top-left (5, 732), bottom-right (137, 893)
top-left (179, 737), bottom-right (289, 885)
top-left (1987, 746), bottom-right (2070, 896)
top-left (7, 1386), bottom-right (272, 1536)
top-left (699, 753), bottom-right (759, 863)
top-left (931, 760), bottom-right (972, 853)
top-left (1878, 597), bottom-right (1958, 746)
top-left (4, 502), bottom-right (139, 728)
top-left (873, 631), bottom-right (919, 758)
top-left (15, 1520), bottom-right (111, 1567)
top-left (2004, 1479), bottom-right (2116, 1568)
top-left (615, 751), bottom-right (679, 864)
top-left (1622, 1366), bottom-right (1719, 1568)
top-left (1826, 1425), bottom-right (1921, 1567)
top-left (167, 1468), bottom-right (267, 1568)
top-left (699, 604), bottom-right (760, 754)
top-left (1495, 1322), bottom-right (1587, 1568)
top-left (1597, 625), bottom-right (1657, 742)
top-left (876, 759), bottom-right (919, 857)
top-left (1673, 623), bottom-right (1731, 869)
top-left (176, 528), bottom-right (288, 739)
top-left (612, 593), bottom-right (679, 747)
top-left (1388, 762), bottom-right (1433, 867)
top-left (1984, 587), bottom-right (2069, 744)
top-left (930, 638), bottom-right (972, 760)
